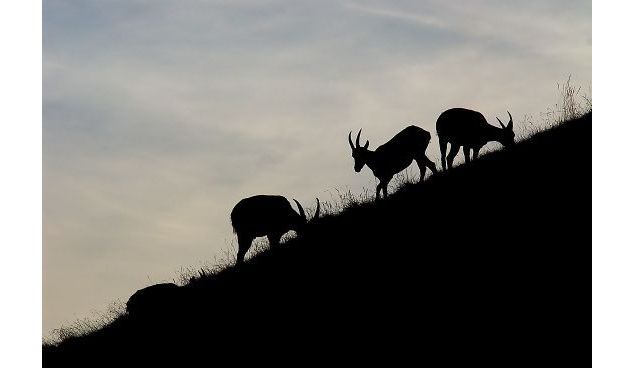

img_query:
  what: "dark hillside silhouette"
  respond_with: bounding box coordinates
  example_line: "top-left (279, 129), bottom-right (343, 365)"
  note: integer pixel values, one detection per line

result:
top-left (349, 126), bottom-right (437, 200)
top-left (43, 112), bottom-right (590, 367)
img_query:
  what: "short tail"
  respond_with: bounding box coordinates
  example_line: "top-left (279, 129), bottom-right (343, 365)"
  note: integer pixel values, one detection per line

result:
top-left (230, 214), bottom-right (237, 234)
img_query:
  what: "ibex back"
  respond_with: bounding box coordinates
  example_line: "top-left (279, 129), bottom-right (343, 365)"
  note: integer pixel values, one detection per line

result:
top-left (436, 108), bottom-right (515, 170)
top-left (348, 125), bottom-right (437, 201)
top-left (230, 195), bottom-right (320, 265)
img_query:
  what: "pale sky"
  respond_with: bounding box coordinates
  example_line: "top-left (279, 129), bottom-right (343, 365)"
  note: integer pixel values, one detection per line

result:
top-left (43, 0), bottom-right (591, 336)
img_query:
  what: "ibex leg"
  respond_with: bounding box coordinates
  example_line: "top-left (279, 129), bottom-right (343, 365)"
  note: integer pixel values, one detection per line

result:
top-left (416, 157), bottom-right (436, 182)
top-left (439, 138), bottom-right (448, 171)
top-left (415, 158), bottom-right (427, 183)
top-left (420, 155), bottom-right (437, 177)
top-left (463, 146), bottom-right (471, 164)
top-left (446, 144), bottom-right (460, 169)
top-left (236, 234), bottom-right (253, 265)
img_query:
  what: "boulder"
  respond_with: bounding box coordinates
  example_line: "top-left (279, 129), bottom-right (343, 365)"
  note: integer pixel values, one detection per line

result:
top-left (126, 283), bottom-right (181, 317)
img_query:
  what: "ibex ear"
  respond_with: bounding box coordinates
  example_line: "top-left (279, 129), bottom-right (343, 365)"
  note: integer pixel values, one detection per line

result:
top-left (313, 198), bottom-right (320, 221)
top-left (497, 117), bottom-right (505, 129)
top-left (363, 140), bottom-right (369, 149)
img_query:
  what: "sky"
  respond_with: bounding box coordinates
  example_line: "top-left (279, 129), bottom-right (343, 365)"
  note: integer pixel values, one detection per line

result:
top-left (43, 0), bottom-right (591, 337)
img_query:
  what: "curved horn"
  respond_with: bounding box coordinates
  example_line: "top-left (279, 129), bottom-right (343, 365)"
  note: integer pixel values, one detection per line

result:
top-left (356, 129), bottom-right (362, 148)
top-left (348, 131), bottom-right (355, 150)
top-left (313, 198), bottom-right (320, 222)
top-left (507, 111), bottom-right (513, 130)
top-left (497, 117), bottom-right (505, 129)
top-left (293, 199), bottom-right (306, 223)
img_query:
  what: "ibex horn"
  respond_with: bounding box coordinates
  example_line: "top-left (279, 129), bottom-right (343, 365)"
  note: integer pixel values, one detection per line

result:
top-left (497, 117), bottom-right (505, 129)
top-left (356, 129), bottom-right (362, 148)
top-left (293, 199), bottom-right (306, 223)
top-left (348, 131), bottom-right (355, 150)
top-left (507, 111), bottom-right (513, 129)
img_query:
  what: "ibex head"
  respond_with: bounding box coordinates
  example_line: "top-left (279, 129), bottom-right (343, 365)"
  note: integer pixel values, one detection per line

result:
top-left (496, 111), bottom-right (515, 147)
top-left (348, 129), bottom-right (370, 172)
top-left (292, 198), bottom-right (320, 232)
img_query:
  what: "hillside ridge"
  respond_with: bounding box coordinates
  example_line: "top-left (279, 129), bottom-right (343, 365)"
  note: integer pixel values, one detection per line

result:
top-left (44, 112), bottom-right (591, 367)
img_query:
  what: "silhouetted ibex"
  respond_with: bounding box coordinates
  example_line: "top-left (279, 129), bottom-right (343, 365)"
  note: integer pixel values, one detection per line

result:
top-left (231, 195), bottom-right (320, 265)
top-left (436, 108), bottom-right (515, 170)
top-left (348, 126), bottom-right (437, 201)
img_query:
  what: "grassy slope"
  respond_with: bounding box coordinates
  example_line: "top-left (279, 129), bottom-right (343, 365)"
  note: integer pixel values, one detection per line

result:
top-left (44, 113), bottom-right (590, 366)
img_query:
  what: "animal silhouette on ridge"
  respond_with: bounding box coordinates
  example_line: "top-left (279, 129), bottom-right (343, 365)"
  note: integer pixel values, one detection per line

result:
top-left (348, 125), bottom-right (437, 201)
top-left (231, 195), bottom-right (320, 265)
top-left (436, 108), bottom-right (515, 170)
